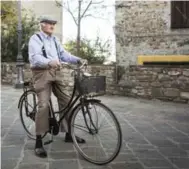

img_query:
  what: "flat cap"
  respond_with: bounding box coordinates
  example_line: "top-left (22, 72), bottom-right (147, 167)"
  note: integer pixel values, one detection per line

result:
top-left (39, 15), bottom-right (57, 24)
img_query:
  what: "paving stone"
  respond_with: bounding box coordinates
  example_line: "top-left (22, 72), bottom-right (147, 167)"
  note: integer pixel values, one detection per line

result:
top-left (180, 143), bottom-right (189, 150)
top-left (124, 133), bottom-right (149, 144)
top-left (119, 125), bottom-right (136, 134)
top-left (50, 151), bottom-right (77, 160)
top-left (142, 132), bottom-right (166, 140)
top-left (8, 127), bottom-right (26, 135)
top-left (77, 146), bottom-right (106, 159)
top-left (1, 146), bottom-right (22, 160)
top-left (171, 136), bottom-right (189, 144)
top-left (153, 124), bottom-right (177, 133)
top-left (168, 123), bottom-right (189, 135)
top-left (127, 143), bottom-right (156, 150)
top-left (159, 147), bottom-right (188, 157)
top-left (1, 159), bottom-right (18, 169)
top-left (1, 116), bottom-right (15, 128)
top-left (49, 160), bottom-right (79, 169)
top-left (169, 157), bottom-right (189, 169)
top-left (2, 86), bottom-right (189, 169)
top-left (79, 158), bottom-right (111, 168)
top-left (147, 168), bottom-right (174, 169)
top-left (2, 134), bottom-right (26, 146)
top-left (135, 126), bottom-right (157, 133)
top-left (1, 128), bottom-right (8, 138)
top-left (111, 162), bottom-right (144, 169)
top-left (111, 153), bottom-right (138, 163)
top-left (83, 167), bottom-right (111, 169)
top-left (106, 147), bottom-right (131, 154)
top-left (50, 141), bottom-right (74, 152)
top-left (18, 163), bottom-right (47, 169)
top-left (147, 138), bottom-right (178, 148)
top-left (133, 149), bottom-right (164, 159)
top-left (22, 150), bottom-right (49, 163)
top-left (140, 159), bottom-right (173, 168)
top-left (161, 131), bottom-right (186, 138)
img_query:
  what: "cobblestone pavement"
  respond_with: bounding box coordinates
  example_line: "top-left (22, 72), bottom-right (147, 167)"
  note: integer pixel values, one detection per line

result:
top-left (1, 85), bottom-right (189, 169)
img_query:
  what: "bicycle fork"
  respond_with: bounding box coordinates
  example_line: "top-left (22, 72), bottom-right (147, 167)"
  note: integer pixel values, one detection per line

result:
top-left (81, 99), bottom-right (98, 134)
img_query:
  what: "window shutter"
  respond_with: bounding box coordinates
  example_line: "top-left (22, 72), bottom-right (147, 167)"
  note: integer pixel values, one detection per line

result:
top-left (171, 1), bottom-right (189, 28)
top-left (184, 1), bottom-right (189, 28)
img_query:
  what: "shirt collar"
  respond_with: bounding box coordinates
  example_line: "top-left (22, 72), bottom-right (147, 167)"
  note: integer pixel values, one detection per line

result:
top-left (40, 31), bottom-right (53, 40)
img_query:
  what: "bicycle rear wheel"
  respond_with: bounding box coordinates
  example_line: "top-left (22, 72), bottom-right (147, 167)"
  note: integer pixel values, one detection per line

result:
top-left (19, 90), bottom-right (46, 140)
top-left (70, 100), bottom-right (122, 165)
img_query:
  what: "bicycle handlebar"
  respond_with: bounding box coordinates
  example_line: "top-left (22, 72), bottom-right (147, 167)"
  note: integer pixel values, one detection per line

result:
top-left (61, 60), bottom-right (88, 70)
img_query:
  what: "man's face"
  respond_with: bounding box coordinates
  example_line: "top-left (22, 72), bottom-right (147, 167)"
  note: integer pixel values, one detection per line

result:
top-left (42, 22), bottom-right (56, 34)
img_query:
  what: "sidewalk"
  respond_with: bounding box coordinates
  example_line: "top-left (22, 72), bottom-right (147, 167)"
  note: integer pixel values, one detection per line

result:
top-left (1, 85), bottom-right (189, 169)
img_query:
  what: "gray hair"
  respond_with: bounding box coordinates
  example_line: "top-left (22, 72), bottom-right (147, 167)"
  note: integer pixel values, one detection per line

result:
top-left (39, 22), bottom-right (46, 31)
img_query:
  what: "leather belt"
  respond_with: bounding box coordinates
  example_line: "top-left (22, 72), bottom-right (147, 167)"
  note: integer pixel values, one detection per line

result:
top-left (31, 67), bottom-right (61, 71)
top-left (31, 67), bottom-right (50, 71)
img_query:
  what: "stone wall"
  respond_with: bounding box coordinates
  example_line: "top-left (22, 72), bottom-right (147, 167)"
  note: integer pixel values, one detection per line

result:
top-left (115, 1), bottom-right (189, 67)
top-left (1, 63), bottom-right (116, 95)
top-left (118, 66), bottom-right (189, 103)
top-left (2, 63), bottom-right (189, 104)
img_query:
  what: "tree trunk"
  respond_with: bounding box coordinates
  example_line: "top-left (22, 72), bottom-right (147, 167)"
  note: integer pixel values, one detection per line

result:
top-left (77, 0), bottom-right (81, 55)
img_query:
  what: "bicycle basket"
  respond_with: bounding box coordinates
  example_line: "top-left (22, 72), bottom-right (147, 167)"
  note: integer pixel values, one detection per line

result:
top-left (76, 76), bottom-right (106, 96)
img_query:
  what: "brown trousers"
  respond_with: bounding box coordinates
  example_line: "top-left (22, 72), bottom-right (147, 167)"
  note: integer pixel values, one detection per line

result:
top-left (32, 69), bottom-right (70, 135)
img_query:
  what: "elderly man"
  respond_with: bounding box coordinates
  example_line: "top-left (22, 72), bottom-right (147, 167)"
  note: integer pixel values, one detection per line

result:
top-left (29, 16), bottom-right (85, 158)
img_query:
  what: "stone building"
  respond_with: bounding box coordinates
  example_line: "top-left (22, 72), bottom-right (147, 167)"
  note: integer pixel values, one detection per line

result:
top-left (21, 0), bottom-right (63, 41)
top-left (115, 1), bottom-right (189, 67)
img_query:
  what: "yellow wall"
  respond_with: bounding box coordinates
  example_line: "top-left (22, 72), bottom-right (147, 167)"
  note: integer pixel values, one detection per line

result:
top-left (138, 55), bottom-right (189, 65)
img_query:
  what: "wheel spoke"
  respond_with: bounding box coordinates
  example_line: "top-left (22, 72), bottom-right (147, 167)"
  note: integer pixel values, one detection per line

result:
top-left (71, 101), bottom-right (122, 165)
top-left (73, 124), bottom-right (90, 134)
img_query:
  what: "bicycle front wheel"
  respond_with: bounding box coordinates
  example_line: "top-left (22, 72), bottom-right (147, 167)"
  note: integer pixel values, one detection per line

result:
top-left (70, 100), bottom-right (122, 165)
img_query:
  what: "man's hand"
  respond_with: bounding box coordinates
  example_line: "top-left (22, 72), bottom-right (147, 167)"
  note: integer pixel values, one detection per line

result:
top-left (48, 60), bottom-right (60, 68)
top-left (78, 59), bottom-right (88, 65)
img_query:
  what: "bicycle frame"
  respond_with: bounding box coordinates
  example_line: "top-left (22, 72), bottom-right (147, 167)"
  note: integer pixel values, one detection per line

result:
top-left (51, 79), bottom-right (81, 125)
top-left (49, 72), bottom-right (99, 134)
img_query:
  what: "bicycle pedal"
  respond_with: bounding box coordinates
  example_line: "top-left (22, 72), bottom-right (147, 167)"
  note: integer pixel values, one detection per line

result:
top-left (49, 118), bottom-right (59, 135)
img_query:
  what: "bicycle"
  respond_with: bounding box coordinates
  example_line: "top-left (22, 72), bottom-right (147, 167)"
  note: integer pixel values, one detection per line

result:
top-left (18, 61), bottom-right (122, 165)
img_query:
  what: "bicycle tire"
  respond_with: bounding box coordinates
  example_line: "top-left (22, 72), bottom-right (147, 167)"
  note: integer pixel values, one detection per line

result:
top-left (70, 100), bottom-right (122, 165)
top-left (19, 90), bottom-right (47, 140)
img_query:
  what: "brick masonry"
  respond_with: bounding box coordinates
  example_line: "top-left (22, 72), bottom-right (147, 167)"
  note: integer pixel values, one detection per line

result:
top-left (115, 1), bottom-right (189, 67)
top-left (1, 62), bottom-right (189, 104)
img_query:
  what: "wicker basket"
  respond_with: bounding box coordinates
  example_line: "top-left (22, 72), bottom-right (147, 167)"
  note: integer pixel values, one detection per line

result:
top-left (76, 76), bottom-right (106, 96)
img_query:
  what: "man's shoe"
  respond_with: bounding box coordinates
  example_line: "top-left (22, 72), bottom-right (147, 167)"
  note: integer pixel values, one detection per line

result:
top-left (65, 133), bottom-right (86, 144)
top-left (34, 147), bottom-right (47, 158)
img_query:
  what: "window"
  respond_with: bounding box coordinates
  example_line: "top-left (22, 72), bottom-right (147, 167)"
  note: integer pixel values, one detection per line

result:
top-left (171, 1), bottom-right (189, 28)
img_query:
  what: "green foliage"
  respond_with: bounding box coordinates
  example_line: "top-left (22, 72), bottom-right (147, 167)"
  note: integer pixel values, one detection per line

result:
top-left (1, 1), bottom-right (17, 24)
top-left (1, 10), bottom-right (38, 62)
top-left (64, 37), bottom-right (111, 64)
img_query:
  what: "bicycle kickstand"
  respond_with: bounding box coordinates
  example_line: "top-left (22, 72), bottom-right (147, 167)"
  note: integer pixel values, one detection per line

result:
top-left (44, 127), bottom-right (54, 145)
